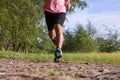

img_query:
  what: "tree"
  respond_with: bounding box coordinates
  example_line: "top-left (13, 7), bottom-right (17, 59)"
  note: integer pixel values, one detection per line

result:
top-left (63, 24), bottom-right (97, 52)
top-left (96, 26), bottom-right (120, 52)
top-left (63, 30), bottom-right (77, 52)
top-left (68, 0), bottom-right (87, 12)
top-left (0, 0), bottom-right (44, 52)
top-left (86, 21), bottom-right (97, 39)
top-left (74, 25), bottom-right (97, 52)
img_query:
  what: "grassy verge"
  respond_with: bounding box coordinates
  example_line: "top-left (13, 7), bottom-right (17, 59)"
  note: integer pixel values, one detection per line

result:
top-left (63, 52), bottom-right (120, 63)
top-left (0, 51), bottom-right (53, 61)
top-left (0, 51), bottom-right (120, 63)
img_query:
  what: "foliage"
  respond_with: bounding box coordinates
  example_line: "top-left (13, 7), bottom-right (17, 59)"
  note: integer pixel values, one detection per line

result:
top-left (63, 21), bottom-right (120, 53)
top-left (63, 30), bottom-right (76, 52)
top-left (63, 24), bottom-right (97, 52)
top-left (0, 0), bottom-right (88, 53)
top-left (85, 21), bottom-right (97, 39)
top-left (68, 0), bottom-right (88, 12)
top-left (96, 28), bottom-right (120, 52)
top-left (0, 0), bottom-right (44, 52)
top-left (74, 25), bottom-right (97, 52)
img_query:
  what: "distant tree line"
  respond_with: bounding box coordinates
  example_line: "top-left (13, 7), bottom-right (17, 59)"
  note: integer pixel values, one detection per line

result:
top-left (63, 22), bottom-right (120, 52)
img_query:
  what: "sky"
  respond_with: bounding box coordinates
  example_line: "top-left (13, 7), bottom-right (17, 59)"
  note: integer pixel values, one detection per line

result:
top-left (64, 0), bottom-right (120, 33)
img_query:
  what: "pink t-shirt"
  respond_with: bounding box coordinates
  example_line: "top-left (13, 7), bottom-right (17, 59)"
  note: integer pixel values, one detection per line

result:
top-left (43, 0), bottom-right (66, 13)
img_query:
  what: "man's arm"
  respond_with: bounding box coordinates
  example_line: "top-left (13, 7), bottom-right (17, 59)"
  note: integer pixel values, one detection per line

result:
top-left (65, 0), bottom-right (70, 3)
top-left (65, 0), bottom-right (71, 8)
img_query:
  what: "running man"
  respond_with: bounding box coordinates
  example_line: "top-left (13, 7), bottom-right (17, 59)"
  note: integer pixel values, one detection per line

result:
top-left (43, 0), bottom-right (71, 62)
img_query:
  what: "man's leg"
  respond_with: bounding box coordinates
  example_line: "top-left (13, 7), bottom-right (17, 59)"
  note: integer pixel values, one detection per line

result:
top-left (48, 29), bottom-right (56, 45)
top-left (53, 24), bottom-right (63, 62)
top-left (54, 24), bottom-right (64, 49)
top-left (48, 24), bottom-right (64, 49)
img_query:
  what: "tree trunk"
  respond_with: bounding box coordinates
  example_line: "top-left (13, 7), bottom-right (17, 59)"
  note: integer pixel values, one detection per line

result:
top-left (23, 42), bottom-right (28, 53)
top-left (0, 25), bottom-right (5, 51)
top-left (16, 44), bottom-right (21, 52)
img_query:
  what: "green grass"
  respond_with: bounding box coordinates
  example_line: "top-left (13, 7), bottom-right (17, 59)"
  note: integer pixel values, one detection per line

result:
top-left (63, 52), bottom-right (120, 63)
top-left (0, 51), bottom-right (53, 61)
top-left (0, 51), bottom-right (120, 63)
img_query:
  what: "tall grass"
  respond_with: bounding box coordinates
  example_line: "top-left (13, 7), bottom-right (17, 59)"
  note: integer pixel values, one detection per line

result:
top-left (0, 51), bottom-right (120, 63)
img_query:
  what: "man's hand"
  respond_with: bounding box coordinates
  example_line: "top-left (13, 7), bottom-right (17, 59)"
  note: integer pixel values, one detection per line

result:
top-left (65, 2), bottom-right (71, 8)
top-left (65, 0), bottom-right (71, 8)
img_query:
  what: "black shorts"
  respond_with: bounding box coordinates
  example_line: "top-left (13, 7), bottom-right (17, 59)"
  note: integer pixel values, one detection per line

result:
top-left (45, 11), bottom-right (66, 31)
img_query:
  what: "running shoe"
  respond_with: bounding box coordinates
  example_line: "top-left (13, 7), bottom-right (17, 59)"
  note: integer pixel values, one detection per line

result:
top-left (54, 48), bottom-right (62, 62)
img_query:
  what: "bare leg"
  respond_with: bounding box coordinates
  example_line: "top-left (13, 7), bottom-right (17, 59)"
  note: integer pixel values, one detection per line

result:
top-left (48, 29), bottom-right (55, 39)
top-left (54, 24), bottom-right (64, 49)
top-left (48, 29), bottom-right (56, 45)
top-left (48, 24), bottom-right (64, 49)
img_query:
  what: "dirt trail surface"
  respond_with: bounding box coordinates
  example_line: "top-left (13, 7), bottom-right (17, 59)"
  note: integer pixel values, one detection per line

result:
top-left (0, 58), bottom-right (120, 80)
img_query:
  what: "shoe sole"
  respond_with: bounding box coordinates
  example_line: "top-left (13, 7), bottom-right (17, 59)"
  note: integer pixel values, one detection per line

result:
top-left (54, 58), bottom-right (61, 62)
top-left (56, 52), bottom-right (62, 58)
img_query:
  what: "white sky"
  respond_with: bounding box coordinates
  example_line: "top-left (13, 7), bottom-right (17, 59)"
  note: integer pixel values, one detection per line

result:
top-left (64, 0), bottom-right (120, 33)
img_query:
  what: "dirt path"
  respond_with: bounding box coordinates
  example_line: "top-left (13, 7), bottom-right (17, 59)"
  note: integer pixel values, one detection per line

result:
top-left (0, 58), bottom-right (120, 80)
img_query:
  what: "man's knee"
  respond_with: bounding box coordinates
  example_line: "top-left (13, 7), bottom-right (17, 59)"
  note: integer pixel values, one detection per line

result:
top-left (54, 24), bottom-right (63, 33)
